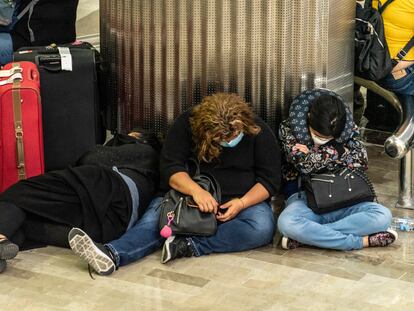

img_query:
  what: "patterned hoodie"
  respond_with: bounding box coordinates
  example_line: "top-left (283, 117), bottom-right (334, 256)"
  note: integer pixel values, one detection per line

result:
top-left (279, 89), bottom-right (368, 181)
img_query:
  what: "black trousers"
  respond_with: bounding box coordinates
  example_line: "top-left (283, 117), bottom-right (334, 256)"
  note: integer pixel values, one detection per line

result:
top-left (0, 165), bottom-right (132, 248)
top-left (0, 202), bottom-right (71, 248)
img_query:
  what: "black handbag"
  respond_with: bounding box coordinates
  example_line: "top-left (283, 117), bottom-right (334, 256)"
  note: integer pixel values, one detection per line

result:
top-left (158, 162), bottom-right (220, 236)
top-left (303, 168), bottom-right (376, 215)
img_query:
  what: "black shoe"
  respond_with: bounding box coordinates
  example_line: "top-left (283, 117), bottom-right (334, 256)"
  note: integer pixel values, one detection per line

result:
top-left (68, 228), bottom-right (116, 276)
top-left (0, 239), bottom-right (19, 260)
top-left (161, 236), bottom-right (194, 264)
top-left (0, 260), bottom-right (6, 273)
top-left (368, 229), bottom-right (398, 247)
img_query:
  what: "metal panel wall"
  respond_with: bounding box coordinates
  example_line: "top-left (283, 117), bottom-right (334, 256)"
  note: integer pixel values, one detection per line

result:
top-left (100, 0), bottom-right (355, 135)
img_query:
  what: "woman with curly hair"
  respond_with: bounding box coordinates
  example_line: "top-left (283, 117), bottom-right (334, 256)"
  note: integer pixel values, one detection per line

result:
top-left (68, 93), bottom-right (281, 275)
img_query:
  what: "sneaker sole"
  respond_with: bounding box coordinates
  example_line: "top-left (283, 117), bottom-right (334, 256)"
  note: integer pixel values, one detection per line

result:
top-left (387, 228), bottom-right (398, 242)
top-left (68, 228), bottom-right (115, 276)
top-left (281, 236), bottom-right (289, 250)
top-left (161, 236), bottom-right (175, 264)
top-left (0, 242), bottom-right (19, 260)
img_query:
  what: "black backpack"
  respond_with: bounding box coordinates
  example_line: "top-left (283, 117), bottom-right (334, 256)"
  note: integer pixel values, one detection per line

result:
top-left (355, 0), bottom-right (414, 81)
top-left (355, 0), bottom-right (393, 81)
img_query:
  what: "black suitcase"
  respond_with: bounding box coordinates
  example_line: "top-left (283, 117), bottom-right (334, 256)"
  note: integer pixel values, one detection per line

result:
top-left (13, 42), bottom-right (106, 171)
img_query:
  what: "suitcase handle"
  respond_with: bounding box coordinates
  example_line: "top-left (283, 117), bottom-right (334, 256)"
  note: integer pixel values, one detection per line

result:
top-left (35, 55), bottom-right (62, 72)
top-left (29, 67), bottom-right (39, 82)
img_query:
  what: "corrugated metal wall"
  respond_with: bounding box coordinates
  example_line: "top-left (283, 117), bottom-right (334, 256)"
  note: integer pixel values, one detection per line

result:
top-left (100, 0), bottom-right (355, 135)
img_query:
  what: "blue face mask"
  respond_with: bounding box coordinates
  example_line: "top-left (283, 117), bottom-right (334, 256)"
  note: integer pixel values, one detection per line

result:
top-left (220, 132), bottom-right (244, 148)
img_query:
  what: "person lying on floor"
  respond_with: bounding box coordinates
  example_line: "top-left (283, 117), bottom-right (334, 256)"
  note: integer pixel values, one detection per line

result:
top-left (277, 89), bottom-right (397, 251)
top-left (68, 92), bottom-right (281, 276)
top-left (0, 131), bottom-right (160, 274)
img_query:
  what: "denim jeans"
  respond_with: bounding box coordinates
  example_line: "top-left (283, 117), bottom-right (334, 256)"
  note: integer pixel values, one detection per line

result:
top-left (190, 201), bottom-right (275, 256)
top-left (106, 197), bottom-right (164, 267)
top-left (378, 64), bottom-right (414, 95)
top-left (277, 192), bottom-right (392, 251)
top-left (106, 198), bottom-right (275, 267)
top-left (0, 32), bottom-right (13, 65)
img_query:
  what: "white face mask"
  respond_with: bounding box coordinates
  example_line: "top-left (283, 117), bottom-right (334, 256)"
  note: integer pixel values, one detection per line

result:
top-left (311, 133), bottom-right (332, 145)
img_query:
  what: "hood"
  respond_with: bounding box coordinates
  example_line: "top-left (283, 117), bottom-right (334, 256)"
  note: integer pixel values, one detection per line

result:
top-left (288, 89), bottom-right (355, 146)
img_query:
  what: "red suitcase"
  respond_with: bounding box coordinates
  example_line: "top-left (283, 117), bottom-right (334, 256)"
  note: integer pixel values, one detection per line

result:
top-left (0, 61), bottom-right (44, 192)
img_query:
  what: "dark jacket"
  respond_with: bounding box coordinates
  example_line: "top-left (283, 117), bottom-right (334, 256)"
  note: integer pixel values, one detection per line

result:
top-left (279, 90), bottom-right (368, 182)
top-left (11, 0), bottom-right (79, 50)
top-left (159, 110), bottom-right (281, 202)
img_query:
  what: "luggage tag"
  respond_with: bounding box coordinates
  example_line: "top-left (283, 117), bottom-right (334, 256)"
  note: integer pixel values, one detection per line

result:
top-left (57, 47), bottom-right (73, 71)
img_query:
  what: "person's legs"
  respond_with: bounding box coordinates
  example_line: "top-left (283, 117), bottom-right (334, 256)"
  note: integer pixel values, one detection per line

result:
top-left (106, 197), bottom-right (164, 266)
top-left (378, 65), bottom-right (414, 95)
top-left (161, 201), bottom-right (275, 263)
top-left (277, 194), bottom-right (364, 251)
top-left (23, 217), bottom-right (72, 248)
top-left (69, 196), bottom-right (164, 275)
top-left (190, 201), bottom-right (275, 256)
top-left (0, 202), bottom-right (26, 240)
top-left (278, 192), bottom-right (395, 251)
top-left (322, 201), bottom-right (392, 236)
top-left (0, 202), bottom-right (24, 265)
top-left (0, 32), bottom-right (13, 65)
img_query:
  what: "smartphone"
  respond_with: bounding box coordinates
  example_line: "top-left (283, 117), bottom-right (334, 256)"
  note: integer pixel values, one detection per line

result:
top-left (186, 197), bottom-right (199, 208)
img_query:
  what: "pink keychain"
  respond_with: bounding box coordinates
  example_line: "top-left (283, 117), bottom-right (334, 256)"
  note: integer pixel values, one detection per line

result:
top-left (160, 211), bottom-right (175, 238)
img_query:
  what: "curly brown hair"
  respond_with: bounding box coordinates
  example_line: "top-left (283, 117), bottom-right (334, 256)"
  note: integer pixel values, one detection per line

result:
top-left (190, 93), bottom-right (261, 162)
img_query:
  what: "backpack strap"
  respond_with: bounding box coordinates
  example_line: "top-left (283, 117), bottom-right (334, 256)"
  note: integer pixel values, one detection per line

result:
top-left (15, 0), bottom-right (39, 42)
top-left (395, 36), bottom-right (414, 62)
top-left (364, 0), bottom-right (373, 8)
top-left (15, 0), bottom-right (39, 21)
top-left (378, 0), bottom-right (395, 13)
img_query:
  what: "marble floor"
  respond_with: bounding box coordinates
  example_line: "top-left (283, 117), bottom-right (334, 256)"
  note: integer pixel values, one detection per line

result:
top-left (1, 144), bottom-right (414, 311)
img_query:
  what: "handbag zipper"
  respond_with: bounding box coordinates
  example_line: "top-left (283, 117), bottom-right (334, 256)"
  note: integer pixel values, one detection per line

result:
top-left (319, 173), bottom-right (336, 177)
top-left (344, 173), bottom-right (353, 192)
top-left (311, 178), bottom-right (334, 198)
top-left (176, 197), bottom-right (184, 225)
top-left (339, 168), bottom-right (348, 176)
top-left (311, 178), bottom-right (334, 183)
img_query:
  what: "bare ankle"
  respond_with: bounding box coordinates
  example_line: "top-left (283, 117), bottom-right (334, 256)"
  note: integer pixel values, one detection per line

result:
top-left (363, 236), bottom-right (369, 248)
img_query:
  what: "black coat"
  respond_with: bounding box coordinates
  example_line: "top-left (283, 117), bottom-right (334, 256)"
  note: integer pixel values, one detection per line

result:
top-left (11, 0), bottom-right (79, 50)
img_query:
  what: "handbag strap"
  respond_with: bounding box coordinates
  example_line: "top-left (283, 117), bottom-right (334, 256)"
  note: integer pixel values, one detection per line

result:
top-left (185, 158), bottom-right (221, 202)
top-left (201, 172), bottom-right (222, 203)
top-left (186, 158), bottom-right (201, 177)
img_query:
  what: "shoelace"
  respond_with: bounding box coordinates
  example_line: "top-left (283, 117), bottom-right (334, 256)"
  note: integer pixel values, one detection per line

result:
top-left (88, 264), bottom-right (95, 280)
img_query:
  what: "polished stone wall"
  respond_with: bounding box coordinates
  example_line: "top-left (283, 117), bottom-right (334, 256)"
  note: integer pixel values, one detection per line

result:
top-left (100, 0), bottom-right (355, 134)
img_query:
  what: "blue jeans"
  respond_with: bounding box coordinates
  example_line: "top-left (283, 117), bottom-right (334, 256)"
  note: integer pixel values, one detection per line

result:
top-left (106, 198), bottom-right (275, 267)
top-left (378, 64), bottom-right (414, 95)
top-left (277, 192), bottom-right (392, 251)
top-left (0, 33), bottom-right (13, 65)
top-left (190, 201), bottom-right (275, 256)
top-left (106, 197), bottom-right (165, 267)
